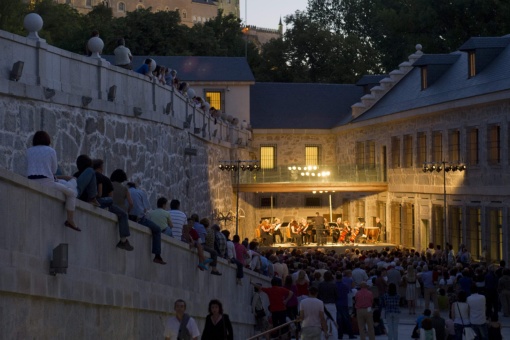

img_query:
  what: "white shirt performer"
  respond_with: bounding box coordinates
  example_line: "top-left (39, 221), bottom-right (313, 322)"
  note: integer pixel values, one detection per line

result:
top-left (164, 299), bottom-right (200, 340)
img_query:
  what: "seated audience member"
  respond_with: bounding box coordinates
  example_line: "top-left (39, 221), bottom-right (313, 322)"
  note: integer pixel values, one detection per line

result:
top-left (222, 230), bottom-right (244, 285)
top-left (92, 159), bottom-right (133, 251)
top-left (201, 218), bottom-right (222, 276)
top-left (136, 58), bottom-right (153, 80)
top-left (125, 181), bottom-right (166, 265)
top-left (73, 154), bottom-right (99, 206)
top-left (113, 38), bottom-right (132, 70)
top-left (181, 218), bottom-right (210, 271)
top-left (26, 130), bottom-right (79, 231)
top-left (168, 199), bottom-right (187, 241)
top-left (147, 197), bottom-right (173, 236)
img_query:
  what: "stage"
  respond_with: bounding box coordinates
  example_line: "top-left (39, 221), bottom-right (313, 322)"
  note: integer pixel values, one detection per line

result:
top-left (260, 241), bottom-right (396, 253)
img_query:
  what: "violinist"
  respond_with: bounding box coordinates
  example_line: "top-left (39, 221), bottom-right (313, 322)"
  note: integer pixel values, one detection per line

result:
top-left (299, 218), bottom-right (311, 245)
top-left (272, 218), bottom-right (283, 244)
top-left (339, 220), bottom-right (351, 244)
top-left (290, 219), bottom-right (302, 246)
top-left (259, 219), bottom-right (272, 246)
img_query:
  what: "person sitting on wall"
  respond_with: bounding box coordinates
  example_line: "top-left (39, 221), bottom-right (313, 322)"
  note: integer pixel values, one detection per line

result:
top-left (135, 58), bottom-right (153, 80)
top-left (201, 218), bottom-right (222, 276)
top-left (113, 38), bottom-right (132, 70)
top-left (168, 199), bottom-right (187, 241)
top-left (72, 154), bottom-right (100, 207)
top-left (147, 197), bottom-right (173, 237)
top-left (92, 159), bottom-right (133, 251)
top-left (126, 181), bottom-right (166, 264)
top-left (181, 218), bottom-right (211, 271)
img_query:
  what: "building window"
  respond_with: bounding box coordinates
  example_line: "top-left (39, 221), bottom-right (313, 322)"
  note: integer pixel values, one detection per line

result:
top-left (449, 206), bottom-right (462, 251)
top-left (86, 0), bottom-right (92, 6)
top-left (260, 197), bottom-right (274, 208)
top-left (448, 129), bottom-right (460, 162)
top-left (305, 145), bottom-right (321, 166)
top-left (260, 145), bottom-right (276, 170)
top-left (466, 127), bottom-right (478, 165)
top-left (403, 134), bottom-right (413, 168)
top-left (432, 204), bottom-right (444, 247)
top-left (488, 208), bottom-right (503, 262)
top-left (182, 10), bottom-right (187, 18)
top-left (118, 2), bottom-right (125, 11)
top-left (390, 203), bottom-right (401, 245)
top-left (355, 142), bottom-right (364, 169)
top-left (305, 197), bottom-right (321, 208)
top-left (467, 207), bottom-right (482, 259)
top-left (420, 67), bottom-right (428, 90)
top-left (417, 132), bottom-right (427, 165)
top-left (366, 140), bottom-right (375, 169)
top-left (204, 90), bottom-right (225, 112)
top-left (487, 125), bottom-right (500, 165)
top-left (402, 203), bottom-right (415, 247)
top-left (468, 51), bottom-right (476, 78)
top-left (432, 131), bottom-right (442, 162)
top-left (391, 136), bottom-right (400, 168)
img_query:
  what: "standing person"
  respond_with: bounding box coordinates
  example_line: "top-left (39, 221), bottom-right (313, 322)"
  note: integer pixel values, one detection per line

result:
top-left (201, 299), bottom-right (233, 340)
top-left (314, 212), bottom-right (326, 245)
top-left (381, 283), bottom-right (400, 340)
top-left (430, 310), bottom-right (446, 340)
top-left (26, 131), bottom-right (79, 231)
top-left (354, 281), bottom-right (375, 340)
top-left (466, 286), bottom-right (488, 339)
top-left (252, 283), bottom-right (270, 338)
top-left (222, 230), bottom-right (244, 285)
top-left (317, 271), bottom-right (338, 340)
top-left (147, 197), bottom-right (173, 236)
top-left (284, 275), bottom-right (300, 339)
top-left (164, 299), bottom-right (200, 340)
top-left (299, 286), bottom-right (329, 340)
top-left (419, 318), bottom-right (437, 340)
top-left (113, 38), bottom-right (132, 70)
top-left (451, 291), bottom-right (469, 340)
top-left (168, 199), bottom-right (187, 241)
top-left (250, 278), bottom-right (293, 337)
top-left (201, 219), bottom-right (222, 276)
top-left (335, 272), bottom-right (355, 339)
top-left (126, 182), bottom-right (166, 265)
top-left (498, 268), bottom-right (510, 317)
top-left (92, 159), bottom-right (133, 251)
top-left (404, 265), bottom-right (418, 314)
top-left (421, 265), bottom-right (438, 310)
top-left (375, 217), bottom-right (383, 241)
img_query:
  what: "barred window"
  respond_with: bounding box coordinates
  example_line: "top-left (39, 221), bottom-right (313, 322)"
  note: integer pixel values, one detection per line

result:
top-left (260, 145), bottom-right (276, 170)
top-left (366, 140), bottom-right (375, 169)
top-left (305, 145), bottom-right (321, 166)
top-left (466, 128), bottom-right (479, 165)
top-left (487, 125), bottom-right (500, 165)
top-left (391, 137), bottom-right (400, 168)
top-left (448, 129), bottom-right (460, 162)
top-left (417, 132), bottom-right (427, 165)
top-left (432, 131), bottom-right (442, 162)
top-left (403, 135), bottom-right (413, 168)
top-left (204, 90), bottom-right (225, 112)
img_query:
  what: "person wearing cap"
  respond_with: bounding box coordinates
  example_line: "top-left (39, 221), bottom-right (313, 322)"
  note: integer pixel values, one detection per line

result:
top-left (299, 286), bottom-right (329, 339)
top-left (355, 281), bottom-right (375, 340)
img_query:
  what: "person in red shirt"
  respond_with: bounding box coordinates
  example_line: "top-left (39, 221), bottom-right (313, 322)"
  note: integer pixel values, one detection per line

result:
top-left (355, 281), bottom-right (375, 340)
top-left (251, 278), bottom-right (293, 337)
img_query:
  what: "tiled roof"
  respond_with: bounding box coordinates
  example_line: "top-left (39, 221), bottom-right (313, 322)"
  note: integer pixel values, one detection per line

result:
top-left (459, 37), bottom-right (510, 50)
top-left (251, 83), bottom-right (363, 129)
top-left (355, 75), bottom-right (387, 86)
top-left (104, 55), bottom-right (255, 82)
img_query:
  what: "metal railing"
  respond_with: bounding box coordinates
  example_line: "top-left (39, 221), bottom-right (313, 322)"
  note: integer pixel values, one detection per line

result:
top-left (247, 319), bottom-right (299, 340)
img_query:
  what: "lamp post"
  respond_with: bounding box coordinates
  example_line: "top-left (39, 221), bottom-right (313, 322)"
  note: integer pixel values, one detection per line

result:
top-left (218, 160), bottom-right (260, 236)
top-left (422, 161), bottom-right (466, 247)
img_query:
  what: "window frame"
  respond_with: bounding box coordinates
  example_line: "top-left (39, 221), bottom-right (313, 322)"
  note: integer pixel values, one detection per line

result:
top-left (260, 145), bottom-right (276, 170)
top-left (403, 134), bottom-right (413, 168)
top-left (391, 136), bottom-right (401, 168)
top-left (432, 131), bottom-right (442, 163)
top-left (204, 89), bottom-right (225, 113)
top-left (305, 145), bottom-right (321, 167)
top-left (448, 129), bottom-right (460, 162)
top-left (487, 124), bottom-right (501, 165)
top-left (417, 132), bottom-right (427, 165)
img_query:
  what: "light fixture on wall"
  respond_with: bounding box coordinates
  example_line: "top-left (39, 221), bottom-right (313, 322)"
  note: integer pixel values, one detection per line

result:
top-left (108, 85), bottom-right (117, 102)
top-left (218, 159), bottom-right (260, 236)
top-left (49, 243), bottom-right (68, 276)
top-left (9, 61), bottom-right (24, 81)
top-left (422, 161), bottom-right (466, 245)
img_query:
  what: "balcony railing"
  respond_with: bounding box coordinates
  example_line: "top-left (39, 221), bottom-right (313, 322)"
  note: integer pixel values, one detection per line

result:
top-left (238, 165), bottom-right (385, 185)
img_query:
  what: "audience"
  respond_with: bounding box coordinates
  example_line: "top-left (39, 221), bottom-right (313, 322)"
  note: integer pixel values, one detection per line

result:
top-left (147, 197), bottom-right (173, 237)
top-left (113, 38), bottom-right (132, 70)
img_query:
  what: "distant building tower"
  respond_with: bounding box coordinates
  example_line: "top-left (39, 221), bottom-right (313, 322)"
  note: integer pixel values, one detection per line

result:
top-left (278, 17), bottom-right (283, 35)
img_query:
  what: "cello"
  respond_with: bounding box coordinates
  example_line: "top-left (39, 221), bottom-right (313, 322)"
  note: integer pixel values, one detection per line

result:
top-left (339, 221), bottom-right (351, 243)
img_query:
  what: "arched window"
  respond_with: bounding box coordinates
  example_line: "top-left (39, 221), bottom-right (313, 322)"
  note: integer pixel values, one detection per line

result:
top-left (118, 2), bottom-right (125, 11)
top-left (182, 10), bottom-right (187, 19)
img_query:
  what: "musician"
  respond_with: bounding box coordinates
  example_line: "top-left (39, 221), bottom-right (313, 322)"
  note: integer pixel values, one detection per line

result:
top-left (290, 220), bottom-right (302, 246)
top-left (314, 212), bottom-right (326, 246)
top-left (272, 218), bottom-right (283, 244)
top-left (259, 219), bottom-right (272, 246)
top-left (375, 217), bottom-right (383, 242)
top-left (339, 220), bottom-right (351, 244)
top-left (299, 218), bottom-right (311, 245)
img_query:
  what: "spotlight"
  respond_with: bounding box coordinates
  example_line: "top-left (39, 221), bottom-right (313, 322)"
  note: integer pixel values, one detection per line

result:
top-left (241, 165), bottom-right (246, 171)
top-left (297, 167), bottom-right (302, 170)
top-left (300, 172), bottom-right (305, 176)
top-left (246, 165), bottom-right (252, 171)
top-left (288, 166), bottom-right (292, 170)
top-left (219, 165), bottom-right (225, 170)
top-left (231, 165), bottom-right (238, 171)
top-left (452, 165), bottom-right (458, 171)
top-left (253, 164), bottom-right (260, 171)
top-left (422, 164), bottom-right (428, 173)
top-left (458, 164), bottom-right (466, 171)
top-left (9, 61), bottom-right (24, 81)
top-left (292, 166), bottom-right (296, 170)
top-left (444, 165), bottom-right (452, 172)
top-left (435, 164), bottom-right (442, 172)
top-left (224, 165), bottom-right (230, 171)
top-left (428, 165), bottom-right (435, 172)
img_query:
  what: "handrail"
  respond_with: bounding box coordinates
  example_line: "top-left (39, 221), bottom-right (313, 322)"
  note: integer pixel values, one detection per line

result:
top-left (246, 319), bottom-right (299, 340)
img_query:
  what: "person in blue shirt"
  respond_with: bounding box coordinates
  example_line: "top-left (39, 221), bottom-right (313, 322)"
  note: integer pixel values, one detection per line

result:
top-left (136, 58), bottom-right (152, 80)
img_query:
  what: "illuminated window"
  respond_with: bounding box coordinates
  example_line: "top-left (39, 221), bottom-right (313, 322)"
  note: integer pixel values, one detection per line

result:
top-left (305, 145), bottom-right (320, 166)
top-left (366, 140), bottom-right (375, 169)
top-left (260, 145), bottom-right (276, 170)
top-left (391, 136), bottom-right (400, 168)
top-left (488, 208), bottom-right (503, 261)
top-left (403, 134), bottom-right (413, 168)
top-left (487, 125), bottom-right (500, 165)
top-left (420, 66), bottom-right (428, 90)
top-left (468, 51), bottom-right (476, 78)
top-left (118, 2), bottom-right (125, 11)
top-left (466, 127), bottom-right (478, 165)
top-left (448, 129), bottom-right (460, 162)
top-left (417, 132), bottom-right (426, 165)
top-left (432, 131), bottom-right (442, 162)
top-left (204, 90), bottom-right (224, 112)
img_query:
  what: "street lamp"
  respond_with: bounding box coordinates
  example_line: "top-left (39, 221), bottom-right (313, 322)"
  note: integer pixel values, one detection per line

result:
top-left (218, 160), bottom-right (260, 236)
top-left (422, 161), bottom-right (466, 247)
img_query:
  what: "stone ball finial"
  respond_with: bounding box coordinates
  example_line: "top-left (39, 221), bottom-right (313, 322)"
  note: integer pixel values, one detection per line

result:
top-left (187, 88), bottom-right (196, 99)
top-left (415, 44), bottom-right (422, 52)
top-left (149, 59), bottom-right (156, 72)
top-left (24, 13), bottom-right (45, 41)
top-left (87, 36), bottom-right (104, 59)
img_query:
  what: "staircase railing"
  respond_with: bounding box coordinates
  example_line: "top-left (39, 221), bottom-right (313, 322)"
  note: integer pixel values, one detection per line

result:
top-left (246, 319), bottom-right (299, 340)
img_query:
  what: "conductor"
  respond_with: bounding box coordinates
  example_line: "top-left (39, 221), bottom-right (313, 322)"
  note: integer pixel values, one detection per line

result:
top-left (314, 212), bottom-right (326, 245)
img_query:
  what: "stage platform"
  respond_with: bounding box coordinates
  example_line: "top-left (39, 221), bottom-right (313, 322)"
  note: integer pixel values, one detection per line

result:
top-left (260, 241), bottom-right (396, 253)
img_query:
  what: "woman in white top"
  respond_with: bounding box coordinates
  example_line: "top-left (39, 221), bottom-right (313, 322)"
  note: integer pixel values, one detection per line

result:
top-left (26, 131), bottom-right (79, 231)
top-left (451, 290), bottom-right (470, 340)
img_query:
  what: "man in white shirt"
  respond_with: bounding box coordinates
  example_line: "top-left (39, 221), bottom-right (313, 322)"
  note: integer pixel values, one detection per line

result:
top-left (466, 287), bottom-right (488, 339)
top-left (352, 262), bottom-right (368, 288)
top-left (168, 199), bottom-right (187, 241)
top-left (164, 299), bottom-right (200, 340)
top-left (113, 38), bottom-right (133, 70)
top-left (299, 286), bottom-right (328, 339)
